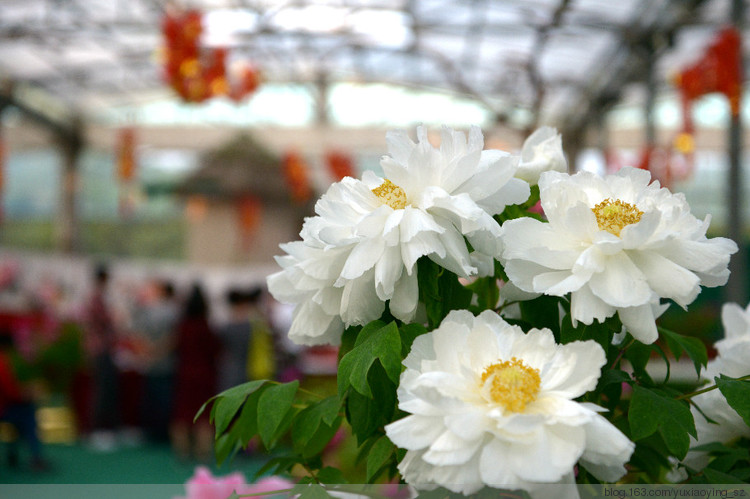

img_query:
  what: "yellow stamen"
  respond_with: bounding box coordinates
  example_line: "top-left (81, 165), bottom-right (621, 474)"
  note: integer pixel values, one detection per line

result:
top-left (591, 198), bottom-right (643, 237)
top-left (480, 357), bottom-right (541, 413)
top-left (372, 179), bottom-right (407, 210)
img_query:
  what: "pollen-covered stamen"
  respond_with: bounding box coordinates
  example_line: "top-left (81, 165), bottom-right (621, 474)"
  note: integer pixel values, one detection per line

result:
top-left (592, 198), bottom-right (643, 237)
top-left (372, 179), bottom-right (408, 210)
top-left (480, 357), bottom-right (541, 412)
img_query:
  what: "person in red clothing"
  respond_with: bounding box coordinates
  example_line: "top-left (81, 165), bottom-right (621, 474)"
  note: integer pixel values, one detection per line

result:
top-left (0, 331), bottom-right (49, 470)
top-left (170, 283), bottom-right (220, 461)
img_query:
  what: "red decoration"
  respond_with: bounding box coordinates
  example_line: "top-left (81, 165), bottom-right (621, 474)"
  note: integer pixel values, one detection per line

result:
top-left (161, 9), bottom-right (261, 103)
top-left (237, 195), bottom-right (262, 248)
top-left (324, 150), bottom-right (355, 181)
top-left (283, 150), bottom-right (312, 204)
top-left (117, 128), bottom-right (136, 182)
top-left (117, 127), bottom-right (138, 218)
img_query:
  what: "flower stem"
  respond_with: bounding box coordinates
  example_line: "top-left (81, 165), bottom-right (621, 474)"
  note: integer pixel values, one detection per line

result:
top-left (676, 374), bottom-right (750, 400)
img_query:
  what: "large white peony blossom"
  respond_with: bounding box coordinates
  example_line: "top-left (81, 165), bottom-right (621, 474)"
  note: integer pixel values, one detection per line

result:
top-left (516, 126), bottom-right (568, 185)
top-left (385, 310), bottom-right (634, 495)
top-left (683, 302), bottom-right (750, 471)
top-left (267, 126), bottom-right (530, 345)
top-left (501, 166), bottom-right (738, 344)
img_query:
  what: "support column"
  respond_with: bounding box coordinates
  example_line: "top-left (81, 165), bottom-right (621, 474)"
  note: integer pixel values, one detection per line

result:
top-left (56, 121), bottom-right (83, 254)
top-left (727, 0), bottom-right (747, 305)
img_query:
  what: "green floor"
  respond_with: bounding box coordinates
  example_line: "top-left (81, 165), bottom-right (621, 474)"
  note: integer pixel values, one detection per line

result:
top-left (0, 440), bottom-right (267, 499)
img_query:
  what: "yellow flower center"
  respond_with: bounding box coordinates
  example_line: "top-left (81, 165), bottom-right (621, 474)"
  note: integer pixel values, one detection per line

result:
top-left (591, 198), bottom-right (643, 237)
top-left (372, 179), bottom-right (407, 210)
top-left (480, 357), bottom-right (541, 413)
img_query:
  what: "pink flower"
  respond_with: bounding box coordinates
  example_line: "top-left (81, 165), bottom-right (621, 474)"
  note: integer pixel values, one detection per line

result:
top-left (175, 467), bottom-right (293, 499)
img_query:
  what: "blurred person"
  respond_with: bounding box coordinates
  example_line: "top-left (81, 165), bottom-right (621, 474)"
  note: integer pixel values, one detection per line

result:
top-left (246, 288), bottom-right (276, 381)
top-left (217, 288), bottom-right (253, 392)
top-left (0, 330), bottom-right (50, 471)
top-left (170, 284), bottom-right (220, 461)
top-left (133, 279), bottom-right (179, 443)
top-left (84, 264), bottom-right (120, 451)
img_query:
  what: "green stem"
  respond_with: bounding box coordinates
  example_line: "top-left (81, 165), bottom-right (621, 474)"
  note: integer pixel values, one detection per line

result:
top-left (609, 338), bottom-right (635, 370)
top-left (676, 374), bottom-right (750, 400)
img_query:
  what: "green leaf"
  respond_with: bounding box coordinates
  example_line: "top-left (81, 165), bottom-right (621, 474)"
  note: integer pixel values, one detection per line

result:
top-left (560, 315), bottom-right (612, 356)
top-left (295, 484), bottom-right (335, 499)
top-left (337, 321), bottom-right (401, 398)
top-left (399, 322), bottom-right (427, 358)
top-left (345, 362), bottom-right (397, 444)
top-left (417, 258), bottom-right (472, 328)
top-left (366, 435), bottom-right (395, 482)
top-left (316, 466), bottom-right (348, 484)
top-left (291, 396), bottom-right (341, 451)
top-left (715, 376), bottom-right (750, 427)
top-left (660, 327), bottom-right (708, 376)
top-left (597, 369), bottom-right (632, 390)
top-left (519, 295), bottom-right (562, 338)
top-left (257, 381), bottom-right (299, 447)
top-left (300, 415), bottom-right (343, 458)
top-left (215, 431), bottom-right (240, 465)
top-left (625, 342), bottom-right (655, 385)
top-left (466, 276), bottom-right (500, 312)
top-left (702, 467), bottom-right (747, 484)
top-left (629, 385), bottom-right (696, 459)
top-left (226, 492), bottom-right (241, 499)
top-left (208, 379), bottom-right (268, 433)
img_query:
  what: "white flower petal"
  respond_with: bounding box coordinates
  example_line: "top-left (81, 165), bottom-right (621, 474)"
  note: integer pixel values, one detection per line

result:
top-left (588, 252), bottom-right (651, 307)
top-left (618, 302), bottom-right (659, 344)
top-left (579, 414), bottom-right (635, 482)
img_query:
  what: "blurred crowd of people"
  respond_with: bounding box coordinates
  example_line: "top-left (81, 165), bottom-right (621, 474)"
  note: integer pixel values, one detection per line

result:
top-left (0, 257), bottom-right (332, 470)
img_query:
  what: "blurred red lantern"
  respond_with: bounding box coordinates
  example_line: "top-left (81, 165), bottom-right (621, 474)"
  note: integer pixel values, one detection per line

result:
top-left (283, 150), bottom-right (312, 204)
top-left (325, 150), bottom-right (355, 181)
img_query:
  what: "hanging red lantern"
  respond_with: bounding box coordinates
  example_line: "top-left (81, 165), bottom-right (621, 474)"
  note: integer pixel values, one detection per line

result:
top-left (283, 150), bottom-right (312, 204)
top-left (161, 9), bottom-right (261, 103)
top-left (237, 195), bottom-right (262, 249)
top-left (325, 149), bottom-right (355, 181)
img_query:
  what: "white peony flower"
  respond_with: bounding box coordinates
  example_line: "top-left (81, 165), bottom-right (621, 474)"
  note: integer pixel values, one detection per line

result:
top-left (684, 302), bottom-right (750, 471)
top-left (501, 166), bottom-right (738, 344)
top-left (384, 310), bottom-right (634, 496)
top-left (516, 126), bottom-right (568, 185)
top-left (267, 126), bottom-right (530, 345)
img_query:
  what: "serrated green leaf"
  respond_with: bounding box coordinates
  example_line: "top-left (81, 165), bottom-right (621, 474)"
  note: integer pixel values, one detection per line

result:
top-left (629, 385), bottom-right (695, 459)
top-left (257, 381), bottom-right (299, 447)
top-left (337, 321), bottom-right (401, 398)
top-left (209, 379), bottom-right (268, 433)
top-left (254, 455), bottom-right (303, 479)
top-left (366, 435), bottom-right (395, 482)
top-left (716, 376), bottom-right (750, 427)
top-left (660, 327), bottom-right (708, 376)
